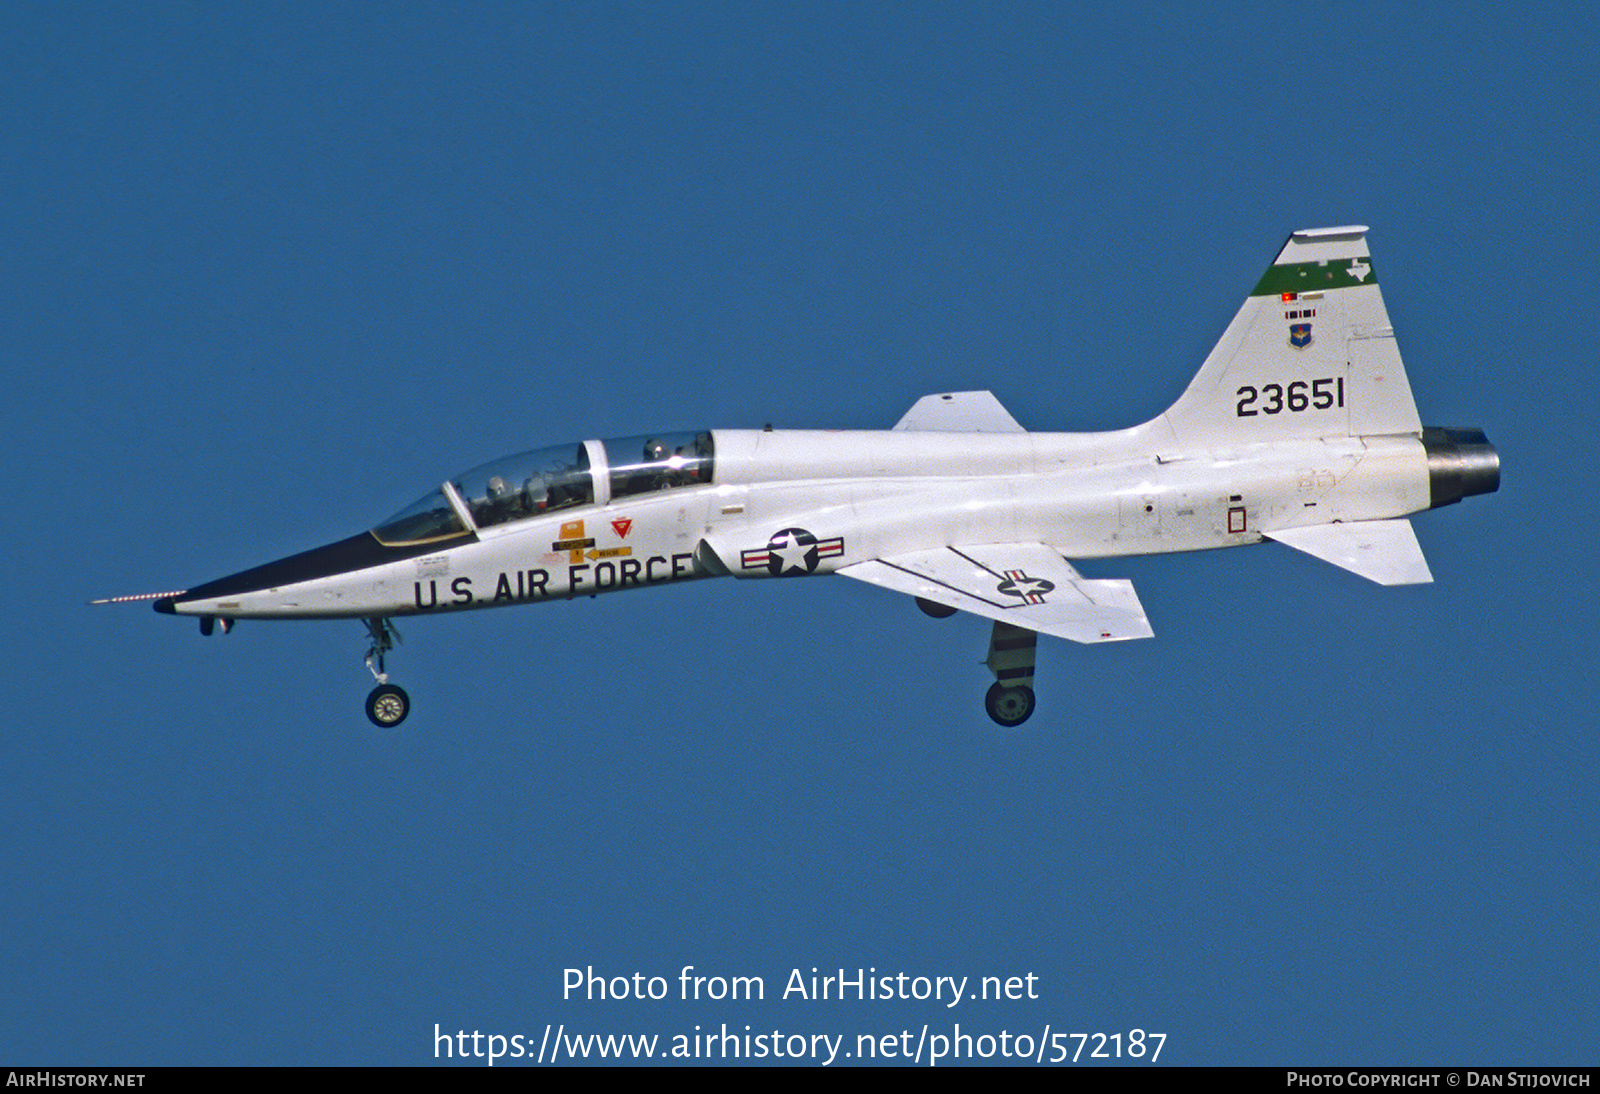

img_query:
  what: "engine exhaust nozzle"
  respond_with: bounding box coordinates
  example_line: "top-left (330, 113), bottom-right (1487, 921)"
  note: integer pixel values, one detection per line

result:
top-left (1423, 426), bottom-right (1500, 508)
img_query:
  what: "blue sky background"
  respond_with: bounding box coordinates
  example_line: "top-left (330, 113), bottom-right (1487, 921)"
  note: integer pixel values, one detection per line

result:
top-left (3, 2), bottom-right (1594, 1066)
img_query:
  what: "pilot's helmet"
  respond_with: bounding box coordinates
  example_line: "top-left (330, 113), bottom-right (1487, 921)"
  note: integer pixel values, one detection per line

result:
top-left (486, 476), bottom-right (507, 498)
top-left (523, 476), bottom-right (549, 509)
top-left (643, 438), bottom-right (668, 462)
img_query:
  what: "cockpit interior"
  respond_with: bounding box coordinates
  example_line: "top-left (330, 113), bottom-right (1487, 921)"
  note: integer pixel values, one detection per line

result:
top-left (371, 431), bottom-right (715, 546)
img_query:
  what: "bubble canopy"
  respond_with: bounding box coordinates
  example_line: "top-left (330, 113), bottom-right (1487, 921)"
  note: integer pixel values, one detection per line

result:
top-left (371, 433), bottom-right (714, 546)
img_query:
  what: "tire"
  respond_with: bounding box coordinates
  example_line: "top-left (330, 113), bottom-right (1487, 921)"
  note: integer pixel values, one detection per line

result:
top-left (916, 597), bottom-right (957, 619)
top-left (985, 682), bottom-right (1035, 727)
top-left (366, 683), bottom-right (410, 727)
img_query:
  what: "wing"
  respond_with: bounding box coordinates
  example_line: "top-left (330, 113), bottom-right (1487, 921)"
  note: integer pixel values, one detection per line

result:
top-left (838, 542), bottom-right (1153, 643)
top-left (892, 391), bottom-right (1026, 433)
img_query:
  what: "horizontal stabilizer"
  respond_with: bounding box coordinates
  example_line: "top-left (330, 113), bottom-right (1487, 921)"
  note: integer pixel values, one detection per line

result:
top-left (893, 391), bottom-right (1026, 433)
top-left (840, 542), bottom-right (1153, 643)
top-left (1265, 520), bottom-right (1433, 586)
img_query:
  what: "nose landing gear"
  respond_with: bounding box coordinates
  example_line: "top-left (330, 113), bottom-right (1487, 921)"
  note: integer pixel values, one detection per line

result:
top-left (363, 617), bottom-right (409, 727)
top-left (366, 683), bottom-right (410, 727)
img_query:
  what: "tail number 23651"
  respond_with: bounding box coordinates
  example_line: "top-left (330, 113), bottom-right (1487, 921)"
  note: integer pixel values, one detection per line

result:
top-left (1236, 377), bottom-right (1344, 417)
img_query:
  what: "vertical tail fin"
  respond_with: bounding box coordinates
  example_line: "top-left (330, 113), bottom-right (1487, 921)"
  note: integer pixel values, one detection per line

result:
top-left (1161, 227), bottom-right (1421, 446)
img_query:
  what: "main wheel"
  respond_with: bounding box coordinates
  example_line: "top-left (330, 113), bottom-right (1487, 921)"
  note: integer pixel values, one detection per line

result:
top-left (985, 683), bottom-right (1035, 727)
top-left (916, 597), bottom-right (957, 618)
top-left (366, 683), bottom-right (411, 727)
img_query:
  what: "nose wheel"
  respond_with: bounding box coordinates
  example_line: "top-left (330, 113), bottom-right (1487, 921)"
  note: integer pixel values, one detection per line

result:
top-left (366, 683), bottom-right (411, 727)
top-left (362, 617), bottom-right (410, 727)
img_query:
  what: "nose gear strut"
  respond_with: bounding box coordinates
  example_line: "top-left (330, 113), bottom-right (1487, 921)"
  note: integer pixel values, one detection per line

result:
top-left (362, 617), bottom-right (410, 727)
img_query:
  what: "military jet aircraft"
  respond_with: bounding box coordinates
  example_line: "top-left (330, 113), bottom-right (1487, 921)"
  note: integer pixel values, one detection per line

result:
top-left (99, 226), bottom-right (1498, 727)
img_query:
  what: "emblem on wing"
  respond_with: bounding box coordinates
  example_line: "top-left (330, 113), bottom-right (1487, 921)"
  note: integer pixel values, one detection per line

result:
top-left (996, 570), bottom-right (1054, 604)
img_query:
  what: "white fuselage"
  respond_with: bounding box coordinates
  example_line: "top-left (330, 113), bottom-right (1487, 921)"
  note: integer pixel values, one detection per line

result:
top-left (171, 423), bottom-right (1430, 621)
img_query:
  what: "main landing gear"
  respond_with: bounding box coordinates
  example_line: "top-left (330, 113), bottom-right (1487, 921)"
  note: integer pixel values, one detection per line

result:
top-left (985, 681), bottom-right (1036, 727)
top-left (363, 617), bottom-right (409, 727)
top-left (984, 621), bottom-right (1038, 727)
top-left (918, 600), bottom-right (1041, 726)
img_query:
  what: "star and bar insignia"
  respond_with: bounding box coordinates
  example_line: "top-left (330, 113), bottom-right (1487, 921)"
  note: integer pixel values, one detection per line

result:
top-left (996, 570), bottom-right (1054, 604)
top-left (740, 527), bottom-right (845, 576)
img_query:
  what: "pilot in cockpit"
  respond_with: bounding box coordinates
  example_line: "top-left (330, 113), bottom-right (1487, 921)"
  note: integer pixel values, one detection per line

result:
top-left (482, 476), bottom-right (513, 523)
top-left (641, 438), bottom-right (671, 491)
top-left (523, 475), bottom-right (550, 512)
